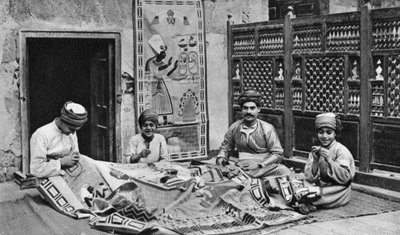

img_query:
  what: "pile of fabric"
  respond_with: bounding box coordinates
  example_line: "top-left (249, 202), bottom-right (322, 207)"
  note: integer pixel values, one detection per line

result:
top-left (38, 155), bottom-right (306, 234)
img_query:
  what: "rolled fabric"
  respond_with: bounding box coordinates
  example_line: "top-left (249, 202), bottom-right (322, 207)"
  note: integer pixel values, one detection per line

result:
top-left (315, 112), bottom-right (336, 130)
top-left (138, 109), bottom-right (159, 126)
top-left (238, 90), bottom-right (262, 107)
top-left (60, 101), bottom-right (88, 127)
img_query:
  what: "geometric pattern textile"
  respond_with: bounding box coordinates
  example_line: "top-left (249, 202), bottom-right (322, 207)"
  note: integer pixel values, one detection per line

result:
top-left (37, 155), bottom-right (306, 234)
top-left (133, 0), bottom-right (208, 161)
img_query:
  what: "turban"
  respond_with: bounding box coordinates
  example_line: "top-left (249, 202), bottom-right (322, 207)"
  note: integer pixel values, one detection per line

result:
top-left (60, 101), bottom-right (88, 127)
top-left (238, 90), bottom-right (262, 107)
top-left (138, 109), bottom-right (159, 126)
top-left (315, 113), bottom-right (336, 130)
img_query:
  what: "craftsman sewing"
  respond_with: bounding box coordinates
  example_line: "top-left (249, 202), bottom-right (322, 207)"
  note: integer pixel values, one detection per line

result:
top-left (216, 90), bottom-right (291, 179)
top-left (30, 101), bottom-right (88, 178)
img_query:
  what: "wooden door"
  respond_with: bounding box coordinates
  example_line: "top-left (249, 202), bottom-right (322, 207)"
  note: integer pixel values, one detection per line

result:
top-left (90, 43), bottom-right (115, 161)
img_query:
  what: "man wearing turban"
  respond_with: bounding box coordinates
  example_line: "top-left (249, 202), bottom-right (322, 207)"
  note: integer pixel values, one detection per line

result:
top-left (216, 90), bottom-right (291, 179)
top-left (30, 101), bottom-right (88, 178)
top-left (125, 109), bottom-right (168, 163)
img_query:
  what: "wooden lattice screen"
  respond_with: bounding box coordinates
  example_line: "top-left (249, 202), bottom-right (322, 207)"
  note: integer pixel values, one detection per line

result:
top-left (227, 4), bottom-right (400, 175)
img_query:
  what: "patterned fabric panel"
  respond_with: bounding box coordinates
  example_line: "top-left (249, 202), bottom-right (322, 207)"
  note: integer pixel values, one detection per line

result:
top-left (135, 0), bottom-right (208, 161)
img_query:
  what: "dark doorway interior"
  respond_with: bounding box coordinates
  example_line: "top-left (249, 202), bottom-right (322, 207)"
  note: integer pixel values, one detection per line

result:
top-left (27, 38), bottom-right (112, 159)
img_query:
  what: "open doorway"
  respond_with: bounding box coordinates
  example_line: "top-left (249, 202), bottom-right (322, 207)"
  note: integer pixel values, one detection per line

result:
top-left (20, 32), bottom-right (121, 172)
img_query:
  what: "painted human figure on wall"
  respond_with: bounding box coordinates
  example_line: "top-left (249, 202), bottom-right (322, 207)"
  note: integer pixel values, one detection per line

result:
top-left (145, 34), bottom-right (178, 125)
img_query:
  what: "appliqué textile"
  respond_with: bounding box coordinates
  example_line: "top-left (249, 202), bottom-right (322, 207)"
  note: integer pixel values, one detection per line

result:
top-left (134, 0), bottom-right (208, 161)
top-left (38, 155), bottom-right (306, 234)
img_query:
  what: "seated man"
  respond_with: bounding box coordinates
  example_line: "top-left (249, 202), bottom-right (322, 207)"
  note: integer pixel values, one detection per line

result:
top-left (30, 101), bottom-right (88, 178)
top-left (216, 90), bottom-right (291, 179)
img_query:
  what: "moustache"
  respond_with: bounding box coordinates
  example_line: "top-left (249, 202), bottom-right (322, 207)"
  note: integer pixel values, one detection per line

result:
top-left (244, 114), bottom-right (254, 117)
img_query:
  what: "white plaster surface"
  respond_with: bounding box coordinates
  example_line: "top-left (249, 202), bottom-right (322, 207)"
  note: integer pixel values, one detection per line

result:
top-left (206, 33), bottom-right (229, 150)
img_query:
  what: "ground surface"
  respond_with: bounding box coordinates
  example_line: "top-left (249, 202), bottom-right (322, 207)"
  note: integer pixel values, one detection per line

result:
top-left (1, 182), bottom-right (400, 235)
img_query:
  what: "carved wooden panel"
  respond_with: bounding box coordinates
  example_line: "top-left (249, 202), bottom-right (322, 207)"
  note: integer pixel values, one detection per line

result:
top-left (372, 18), bottom-right (400, 50)
top-left (242, 59), bottom-right (275, 108)
top-left (373, 124), bottom-right (400, 167)
top-left (232, 31), bottom-right (256, 56)
top-left (326, 22), bottom-right (360, 52)
top-left (348, 57), bottom-right (360, 115)
top-left (388, 55), bottom-right (400, 118)
top-left (259, 29), bottom-right (284, 55)
top-left (231, 59), bottom-right (242, 105)
top-left (304, 57), bottom-right (345, 113)
top-left (293, 25), bottom-right (322, 54)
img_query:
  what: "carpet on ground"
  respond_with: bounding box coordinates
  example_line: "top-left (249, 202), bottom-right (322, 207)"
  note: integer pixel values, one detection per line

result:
top-left (3, 157), bottom-right (400, 234)
top-left (36, 155), bottom-right (306, 234)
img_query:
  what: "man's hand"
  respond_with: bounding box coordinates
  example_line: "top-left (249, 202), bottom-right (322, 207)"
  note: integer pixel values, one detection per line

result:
top-left (139, 149), bottom-right (151, 158)
top-left (223, 164), bottom-right (241, 178)
top-left (237, 159), bottom-right (259, 171)
top-left (61, 152), bottom-right (80, 168)
top-left (216, 156), bottom-right (229, 166)
top-left (216, 160), bottom-right (240, 178)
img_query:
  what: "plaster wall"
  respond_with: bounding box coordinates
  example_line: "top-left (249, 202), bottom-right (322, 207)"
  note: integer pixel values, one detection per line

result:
top-left (328, 0), bottom-right (359, 14)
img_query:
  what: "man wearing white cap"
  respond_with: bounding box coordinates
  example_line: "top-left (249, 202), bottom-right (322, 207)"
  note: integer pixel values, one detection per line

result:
top-left (30, 101), bottom-right (88, 178)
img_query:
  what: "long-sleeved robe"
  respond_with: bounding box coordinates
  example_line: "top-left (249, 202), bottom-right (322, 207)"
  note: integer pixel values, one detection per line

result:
top-left (218, 119), bottom-right (291, 178)
top-left (30, 120), bottom-right (79, 178)
top-left (304, 140), bottom-right (356, 208)
top-left (125, 133), bottom-right (168, 163)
